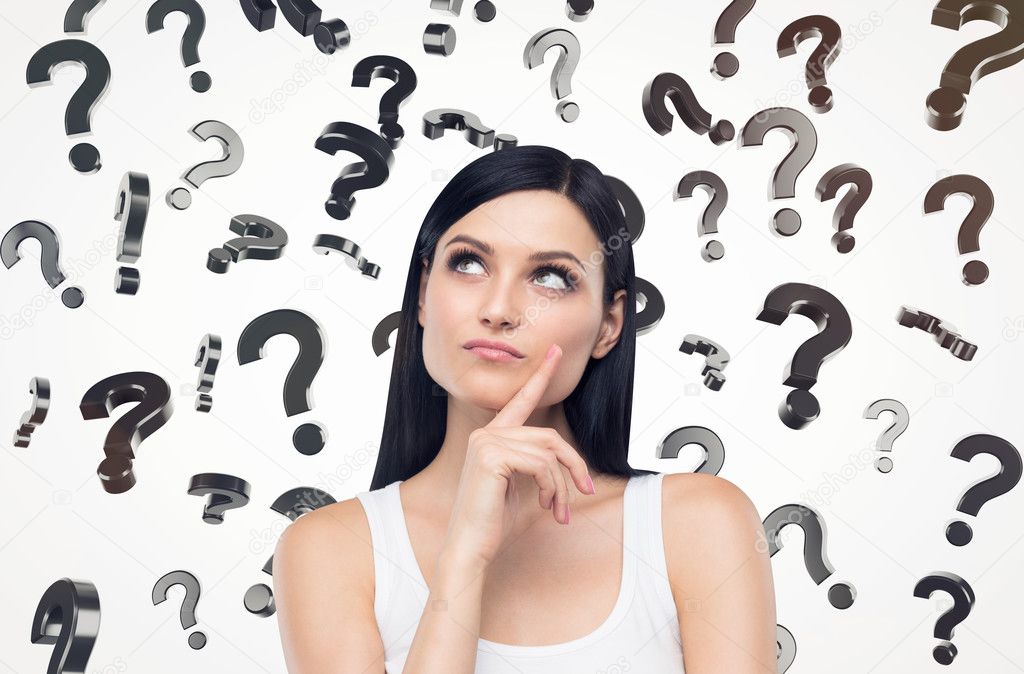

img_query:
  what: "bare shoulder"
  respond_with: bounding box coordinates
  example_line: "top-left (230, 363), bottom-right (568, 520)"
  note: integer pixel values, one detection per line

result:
top-left (274, 497), bottom-right (385, 673)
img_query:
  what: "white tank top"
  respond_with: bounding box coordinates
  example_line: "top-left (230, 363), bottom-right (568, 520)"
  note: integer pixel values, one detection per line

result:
top-left (355, 472), bottom-right (685, 673)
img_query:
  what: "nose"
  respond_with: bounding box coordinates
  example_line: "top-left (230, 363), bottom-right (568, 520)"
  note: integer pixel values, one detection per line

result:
top-left (478, 277), bottom-right (523, 332)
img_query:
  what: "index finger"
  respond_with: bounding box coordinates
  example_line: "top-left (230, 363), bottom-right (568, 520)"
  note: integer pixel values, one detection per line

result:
top-left (487, 343), bottom-right (562, 428)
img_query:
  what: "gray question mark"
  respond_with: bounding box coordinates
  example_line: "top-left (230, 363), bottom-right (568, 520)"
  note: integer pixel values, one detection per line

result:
top-left (763, 503), bottom-right (856, 609)
top-left (145, 0), bottom-right (211, 92)
top-left (152, 570), bottom-right (206, 649)
top-left (675, 170), bottom-right (728, 261)
top-left (523, 27), bottom-right (581, 122)
top-left (913, 571), bottom-right (975, 664)
top-left (167, 120), bottom-right (245, 210)
top-left (207, 213), bottom-right (289, 273)
top-left (237, 309), bottom-right (329, 455)
top-left (739, 107), bottom-right (818, 238)
top-left (863, 398), bottom-right (909, 473)
top-left (656, 425), bottom-right (725, 475)
top-left (776, 623), bottom-right (796, 673)
top-left (26, 38), bottom-right (111, 173)
top-left (422, 108), bottom-right (519, 152)
top-left (1, 220), bottom-right (85, 308)
top-left (13, 376), bottom-right (51, 448)
top-left (815, 163), bottom-right (872, 253)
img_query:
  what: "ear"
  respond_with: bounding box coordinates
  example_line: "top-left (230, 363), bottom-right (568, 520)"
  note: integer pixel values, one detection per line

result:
top-left (418, 256), bottom-right (430, 329)
top-left (591, 289), bottom-right (626, 359)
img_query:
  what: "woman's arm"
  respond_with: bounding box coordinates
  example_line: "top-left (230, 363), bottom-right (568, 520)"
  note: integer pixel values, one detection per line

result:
top-left (663, 472), bottom-right (778, 673)
top-left (400, 549), bottom-right (490, 673)
top-left (273, 500), bottom-right (387, 673)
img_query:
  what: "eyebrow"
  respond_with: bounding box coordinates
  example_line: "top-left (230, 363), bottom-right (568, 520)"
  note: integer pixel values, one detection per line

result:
top-left (444, 234), bottom-right (585, 270)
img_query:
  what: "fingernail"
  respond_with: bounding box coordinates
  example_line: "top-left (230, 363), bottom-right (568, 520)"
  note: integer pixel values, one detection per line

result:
top-left (585, 475), bottom-right (596, 495)
top-left (545, 344), bottom-right (558, 361)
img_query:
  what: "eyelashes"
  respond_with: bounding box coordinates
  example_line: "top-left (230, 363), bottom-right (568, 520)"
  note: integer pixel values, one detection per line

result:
top-left (444, 246), bottom-right (578, 292)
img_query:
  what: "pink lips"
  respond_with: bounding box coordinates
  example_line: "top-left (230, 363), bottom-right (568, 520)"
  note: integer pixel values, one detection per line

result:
top-left (463, 339), bottom-right (525, 362)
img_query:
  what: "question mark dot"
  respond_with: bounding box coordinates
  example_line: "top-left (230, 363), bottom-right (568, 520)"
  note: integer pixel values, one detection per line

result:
top-left (875, 456), bottom-right (893, 473)
top-left (701, 240), bottom-right (725, 262)
top-left (207, 248), bottom-right (233, 274)
top-left (709, 120), bottom-right (735, 145)
top-left (244, 583), bottom-right (276, 617)
top-left (961, 260), bottom-right (989, 286)
top-left (557, 101), bottom-right (580, 123)
top-left (188, 631), bottom-right (207, 650)
top-left (711, 52), bottom-right (739, 80)
top-left (933, 641), bottom-right (957, 665)
top-left (779, 389), bottom-right (819, 429)
top-left (190, 71), bottom-right (212, 93)
top-left (69, 143), bottom-right (101, 174)
top-left (293, 422), bottom-right (327, 455)
top-left (314, 18), bottom-right (351, 54)
top-left (167, 188), bottom-right (192, 210)
top-left (381, 121), bottom-right (405, 148)
top-left (827, 582), bottom-right (855, 609)
top-left (832, 232), bottom-right (855, 253)
top-left (61, 286), bottom-right (85, 308)
top-left (926, 87), bottom-right (967, 131)
top-left (945, 520), bottom-right (973, 546)
top-left (98, 455), bottom-right (135, 494)
top-left (474, 0), bottom-right (497, 22)
top-left (808, 86), bottom-right (834, 114)
top-left (771, 209), bottom-right (802, 237)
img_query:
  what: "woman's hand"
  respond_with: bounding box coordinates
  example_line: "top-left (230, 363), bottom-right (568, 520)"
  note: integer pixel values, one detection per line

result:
top-left (438, 343), bottom-right (597, 571)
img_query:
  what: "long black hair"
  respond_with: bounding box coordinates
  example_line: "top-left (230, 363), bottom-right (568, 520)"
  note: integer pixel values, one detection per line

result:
top-left (370, 144), bottom-right (658, 490)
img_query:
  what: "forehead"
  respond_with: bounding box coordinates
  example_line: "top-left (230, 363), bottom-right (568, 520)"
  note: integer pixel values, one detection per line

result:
top-left (440, 189), bottom-right (600, 256)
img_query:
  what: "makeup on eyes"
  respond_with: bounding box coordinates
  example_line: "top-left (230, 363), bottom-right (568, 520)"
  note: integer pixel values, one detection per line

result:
top-left (444, 245), bottom-right (579, 292)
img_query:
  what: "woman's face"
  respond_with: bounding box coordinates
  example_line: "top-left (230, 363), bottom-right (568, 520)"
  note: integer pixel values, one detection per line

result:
top-left (418, 188), bottom-right (627, 413)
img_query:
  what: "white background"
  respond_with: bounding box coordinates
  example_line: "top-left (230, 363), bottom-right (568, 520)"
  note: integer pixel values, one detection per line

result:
top-left (1, 0), bottom-right (1023, 672)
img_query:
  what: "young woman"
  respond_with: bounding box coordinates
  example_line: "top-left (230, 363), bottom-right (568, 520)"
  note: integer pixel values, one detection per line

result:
top-left (273, 145), bottom-right (777, 673)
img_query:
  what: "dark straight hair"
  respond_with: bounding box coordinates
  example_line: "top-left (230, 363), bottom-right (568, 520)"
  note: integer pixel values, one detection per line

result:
top-left (369, 144), bottom-right (658, 491)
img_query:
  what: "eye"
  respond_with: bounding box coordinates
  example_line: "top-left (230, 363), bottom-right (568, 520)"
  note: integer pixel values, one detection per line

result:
top-left (445, 247), bottom-right (578, 293)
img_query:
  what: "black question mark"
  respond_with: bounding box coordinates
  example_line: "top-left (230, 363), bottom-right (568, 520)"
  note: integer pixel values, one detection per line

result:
top-left (314, 121), bottom-right (395, 221)
top-left (352, 55), bottom-right (418, 149)
top-left (31, 578), bottom-right (100, 674)
top-left (913, 571), bottom-right (975, 664)
top-left (945, 433), bottom-right (1022, 546)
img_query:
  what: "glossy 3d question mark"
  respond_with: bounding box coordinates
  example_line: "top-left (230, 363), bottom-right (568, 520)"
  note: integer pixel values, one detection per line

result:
top-left (352, 55), bottom-right (418, 149)
top-left (239, 0), bottom-right (323, 36)
top-left (776, 15), bottom-right (842, 113)
top-left (65, 0), bottom-right (105, 33)
top-left (314, 121), bottom-right (395, 220)
top-left (711, 0), bottom-right (755, 79)
top-left (674, 170), bottom-right (728, 261)
top-left (913, 571), bottom-right (975, 664)
top-left (422, 108), bottom-right (519, 152)
top-left (207, 213), bottom-right (289, 273)
top-left (945, 433), bottom-right (1021, 546)
top-left (245, 486), bottom-right (338, 617)
top-left (679, 334), bottom-right (730, 390)
top-left (925, 0), bottom-right (1024, 130)
top-left (152, 570), bottom-right (206, 649)
top-left (755, 282), bottom-right (852, 429)
top-left (31, 578), bottom-right (100, 674)
top-left (815, 163), bottom-right (872, 253)
top-left (146, 0), bottom-right (211, 92)
top-left (634, 277), bottom-right (666, 336)
top-left (312, 234), bottom-right (381, 279)
top-left (167, 120), bottom-right (245, 210)
top-left (79, 371), bottom-right (174, 494)
top-left (605, 174), bottom-right (645, 244)
top-left (896, 305), bottom-right (977, 360)
top-left (26, 39), bottom-right (111, 174)
top-left (656, 425), bottom-right (725, 475)
top-left (923, 174), bottom-right (994, 286)
top-left (863, 398), bottom-right (909, 473)
top-left (14, 376), bottom-right (51, 448)
top-left (113, 170), bottom-right (150, 295)
top-left (237, 309), bottom-right (328, 455)
top-left (642, 72), bottom-right (735, 145)
top-left (188, 473), bottom-right (251, 523)
top-left (776, 624), bottom-right (797, 673)
top-left (739, 107), bottom-right (818, 238)
top-left (524, 27), bottom-right (581, 122)
top-left (763, 503), bottom-right (856, 609)
top-left (193, 333), bottom-right (222, 411)
top-left (1, 220), bottom-right (85, 308)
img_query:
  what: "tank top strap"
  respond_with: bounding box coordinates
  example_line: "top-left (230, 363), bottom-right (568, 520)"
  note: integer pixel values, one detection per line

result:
top-left (630, 473), bottom-right (680, 625)
top-left (354, 482), bottom-right (403, 632)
